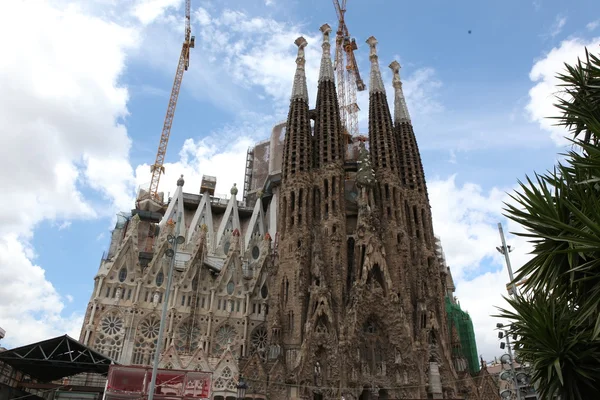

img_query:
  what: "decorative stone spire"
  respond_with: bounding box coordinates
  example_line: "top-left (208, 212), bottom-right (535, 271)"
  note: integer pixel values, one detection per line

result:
top-left (366, 36), bottom-right (398, 173)
top-left (291, 36), bottom-right (309, 102)
top-left (282, 37), bottom-right (312, 181)
top-left (177, 174), bottom-right (185, 186)
top-left (389, 61), bottom-right (411, 123)
top-left (366, 36), bottom-right (385, 94)
top-left (389, 62), bottom-right (427, 193)
top-left (318, 24), bottom-right (334, 83)
top-left (314, 25), bottom-right (344, 167)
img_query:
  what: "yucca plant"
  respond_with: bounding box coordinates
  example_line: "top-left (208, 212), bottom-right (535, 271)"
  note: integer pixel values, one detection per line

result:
top-left (495, 49), bottom-right (600, 399)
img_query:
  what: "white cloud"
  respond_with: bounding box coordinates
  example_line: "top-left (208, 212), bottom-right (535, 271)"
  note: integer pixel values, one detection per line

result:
top-left (0, 235), bottom-right (83, 345)
top-left (429, 176), bottom-right (534, 360)
top-left (0, 0), bottom-right (139, 347)
top-left (132, 0), bottom-right (182, 25)
top-left (57, 221), bottom-right (72, 231)
top-left (586, 20), bottom-right (599, 31)
top-left (549, 15), bottom-right (567, 38)
top-left (526, 36), bottom-right (600, 145)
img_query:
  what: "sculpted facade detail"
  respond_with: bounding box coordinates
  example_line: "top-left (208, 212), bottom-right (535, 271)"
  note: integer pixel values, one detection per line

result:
top-left (81, 28), bottom-right (498, 400)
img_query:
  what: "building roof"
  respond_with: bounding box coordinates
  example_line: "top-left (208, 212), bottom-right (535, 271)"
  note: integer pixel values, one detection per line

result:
top-left (0, 334), bottom-right (115, 382)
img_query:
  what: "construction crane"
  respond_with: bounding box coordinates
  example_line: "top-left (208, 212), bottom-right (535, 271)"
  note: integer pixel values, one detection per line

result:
top-left (138, 0), bottom-right (195, 209)
top-left (332, 0), bottom-right (365, 141)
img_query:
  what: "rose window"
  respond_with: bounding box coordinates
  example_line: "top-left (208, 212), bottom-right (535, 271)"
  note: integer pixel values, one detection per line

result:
top-left (175, 321), bottom-right (201, 353)
top-left (249, 326), bottom-right (268, 360)
top-left (101, 314), bottom-right (123, 335)
top-left (140, 316), bottom-right (160, 339)
top-left (212, 325), bottom-right (237, 356)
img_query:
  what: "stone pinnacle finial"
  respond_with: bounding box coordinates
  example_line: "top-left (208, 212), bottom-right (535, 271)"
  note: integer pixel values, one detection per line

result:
top-left (177, 174), bottom-right (185, 186)
top-left (389, 60), bottom-right (411, 123)
top-left (230, 183), bottom-right (238, 196)
top-left (318, 24), bottom-right (334, 82)
top-left (291, 36), bottom-right (309, 102)
top-left (366, 36), bottom-right (385, 94)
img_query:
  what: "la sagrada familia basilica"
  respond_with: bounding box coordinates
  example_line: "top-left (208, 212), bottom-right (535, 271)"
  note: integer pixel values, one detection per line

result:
top-left (80, 24), bottom-right (500, 400)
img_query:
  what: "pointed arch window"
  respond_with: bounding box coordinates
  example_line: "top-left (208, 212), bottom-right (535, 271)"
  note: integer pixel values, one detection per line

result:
top-left (226, 280), bottom-right (235, 295)
top-left (260, 283), bottom-right (269, 299)
top-left (360, 318), bottom-right (386, 376)
top-left (156, 271), bottom-right (164, 287)
top-left (118, 268), bottom-right (127, 283)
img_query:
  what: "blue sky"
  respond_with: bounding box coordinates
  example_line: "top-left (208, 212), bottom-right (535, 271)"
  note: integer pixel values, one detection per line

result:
top-left (0, 0), bottom-right (598, 360)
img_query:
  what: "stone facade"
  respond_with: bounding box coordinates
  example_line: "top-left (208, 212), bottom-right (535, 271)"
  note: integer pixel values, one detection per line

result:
top-left (80, 27), bottom-right (499, 400)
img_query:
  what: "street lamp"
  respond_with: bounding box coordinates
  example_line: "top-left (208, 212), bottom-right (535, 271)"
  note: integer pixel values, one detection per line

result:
top-left (147, 213), bottom-right (185, 400)
top-left (236, 375), bottom-right (248, 399)
top-left (497, 323), bottom-right (522, 400)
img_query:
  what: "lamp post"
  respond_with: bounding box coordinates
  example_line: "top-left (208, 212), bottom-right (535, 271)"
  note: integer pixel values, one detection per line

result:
top-left (147, 214), bottom-right (185, 400)
top-left (497, 323), bottom-right (522, 400)
top-left (236, 375), bottom-right (248, 399)
top-left (496, 222), bottom-right (517, 297)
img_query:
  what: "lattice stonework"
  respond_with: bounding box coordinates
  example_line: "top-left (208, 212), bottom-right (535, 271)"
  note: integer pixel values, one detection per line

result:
top-left (249, 325), bottom-right (268, 361)
top-left (132, 315), bottom-right (160, 365)
top-left (175, 320), bottom-right (203, 354)
top-left (212, 324), bottom-right (238, 356)
top-left (213, 366), bottom-right (237, 391)
top-left (94, 313), bottom-right (124, 361)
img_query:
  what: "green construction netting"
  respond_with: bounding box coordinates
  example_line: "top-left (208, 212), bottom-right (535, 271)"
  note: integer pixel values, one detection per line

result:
top-left (445, 296), bottom-right (480, 374)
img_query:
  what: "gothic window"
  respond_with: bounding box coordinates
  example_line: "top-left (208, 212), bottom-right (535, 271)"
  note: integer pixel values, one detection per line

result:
top-left (252, 245), bottom-right (260, 260)
top-left (226, 280), bottom-right (235, 295)
top-left (156, 271), bottom-right (164, 287)
top-left (94, 313), bottom-right (124, 361)
top-left (261, 283), bottom-right (268, 299)
top-left (224, 241), bottom-right (231, 254)
top-left (360, 318), bottom-right (386, 376)
top-left (212, 324), bottom-right (238, 356)
top-left (175, 320), bottom-right (202, 353)
top-left (118, 268), bottom-right (127, 283)
top-left (213, 367), bottom-right (237, 391)
top-left (132, 316), bottom-right (160, 365)
top-left (249, 325), bottom-right (268, 361)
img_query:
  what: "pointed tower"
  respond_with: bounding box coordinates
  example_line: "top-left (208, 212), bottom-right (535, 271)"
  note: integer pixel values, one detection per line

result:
top-left (389, 61), bottom-right (427, 195)
top-left (270, 37), bottom-right (314, 352)
top-left (366, 36), bottom-right (399, 176)
top-left (364, 36), bottom-right (407, 286)
top-left (389, 61), bottom-right (436, 263)
top-left (312, 23), bottom-right (348, 313)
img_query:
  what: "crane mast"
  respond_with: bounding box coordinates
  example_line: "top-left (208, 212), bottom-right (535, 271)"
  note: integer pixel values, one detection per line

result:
top-left (140, 0), bottom-right (195, 208)
top-left (332, 0), bottom-right (365, 141)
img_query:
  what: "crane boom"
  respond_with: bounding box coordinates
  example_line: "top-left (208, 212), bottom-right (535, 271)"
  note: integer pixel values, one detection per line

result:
top-left (145, 0), bottom-right (195, 203)
top-left (332, 0), bottom-right (364, 141)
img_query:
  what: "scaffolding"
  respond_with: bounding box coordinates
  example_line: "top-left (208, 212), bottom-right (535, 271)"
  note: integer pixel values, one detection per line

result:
top-left (445, 296), bottom-right (480, 375)
top-left (243, 147), bottom-right (254, 204)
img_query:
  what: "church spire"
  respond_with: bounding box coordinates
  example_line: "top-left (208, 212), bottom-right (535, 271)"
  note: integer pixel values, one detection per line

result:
top-left (291, 36), bottom-right (309, 102)
top-left (389, 61), bottom-right (411, 123)
top-left (389, 60), bottom-right (426, 193)
top-left (367, 36), bottom-right (385, 94)
top-left (366, 36), bottom-right (398, 173)
top-left (314, 24), bottom-right (344, 167)
top-left (282, 36), bottom-right (312, 182)
top-left (318, 24), bottom-right (334, 83)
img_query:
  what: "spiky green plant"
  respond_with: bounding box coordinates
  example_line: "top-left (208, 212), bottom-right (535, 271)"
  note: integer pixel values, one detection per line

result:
top-left (495, 49), bottom-right (600, 400)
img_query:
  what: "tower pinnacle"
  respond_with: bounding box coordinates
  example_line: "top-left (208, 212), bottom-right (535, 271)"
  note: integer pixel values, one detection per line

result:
top-left (291, 36), bottom-right (309, 102)
top-left (366, 36), bottom-right (385, 94)
top-left (389, 61), bottom-right (411, 124)
top-left (318, 24), bottom-right (334, 83)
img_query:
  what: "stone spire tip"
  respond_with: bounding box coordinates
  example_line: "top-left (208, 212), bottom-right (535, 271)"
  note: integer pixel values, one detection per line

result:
top-left (366, 36), bottom-right (384, 94)
top-left (318, 24), bottom-right (334, 82)
top-left (291, 37), bottom-right (309, 101)
top-left (389, 60), bottom-right (411, 123)
top-left (177, 174), bottom-right (185, 186)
